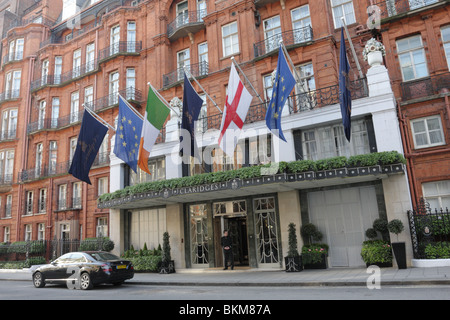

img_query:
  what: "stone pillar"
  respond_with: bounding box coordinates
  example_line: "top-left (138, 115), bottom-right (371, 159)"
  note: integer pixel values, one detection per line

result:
top-left (166, 203), bottom-right (185, 269)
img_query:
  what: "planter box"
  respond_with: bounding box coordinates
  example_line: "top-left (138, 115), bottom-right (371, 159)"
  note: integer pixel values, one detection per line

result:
top-left (159, 260), bottom-right (175, 274)
top-left (392, 242), bottom-right (407, 269)
top-left (285, 256), bottom-right (302, 272)
top-left (366, 262), bottom-right (392, 268)
top-left (303, 253), bottom-right (327, 269)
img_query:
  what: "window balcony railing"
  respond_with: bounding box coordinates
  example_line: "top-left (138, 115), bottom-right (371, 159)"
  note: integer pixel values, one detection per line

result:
top-left (167, 9), bottom-right (207, 39)
top-left (163, 61), bottom-right (209, 88)
top-left (84, 87), bottom-right (143, 113)
top-left (27, 110), bottom-right (84, 134)
top-left (367, 0), bottom-right (442, 20)
top-left (401, 72), bottom-right (450, 101)
top-left (98, 41), bottom-right (142, 62)
top-left (2, 51), bottom-right (23, 66)
top-left (0, 129), bottom-right (17, 141)
top-left (31, 60), bottom-right (99, 92)
top-left (254, 26), bottom-right (313, 58)
top-left (197, 78), bottom-right (368, 133)
top-left (0, 90), bottom-right (20, 104)
top-left (20, 160), bottom-right (71, 183)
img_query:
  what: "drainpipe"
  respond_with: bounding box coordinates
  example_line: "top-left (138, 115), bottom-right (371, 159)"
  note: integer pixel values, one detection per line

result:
top-left (16, 55), bottom-right (36, 240)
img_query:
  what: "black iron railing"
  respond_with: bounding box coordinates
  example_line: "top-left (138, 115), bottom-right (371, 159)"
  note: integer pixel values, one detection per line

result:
top-left (0, 90), bottom-right (20, 104)
top-left (401, 72), bottom-right (450, 101)
top-left (367, 0), bottom-right (442, 20)
top-left (98, 41), bottom-right (142, 61)
top-left (84, 87), bottom-right (143, 113)
top-left (2, 51), bottom-right (23, 65)
top-left (254, 26), bottom-right (313, 58)
top-left (163, 61), bottom-right (209, 88)
top-left (197, 78), bottom-right (368, 133)
top-left (167, 9), bottom-right (207, 37)
top-left (407, 198), bottom-right (450, 259)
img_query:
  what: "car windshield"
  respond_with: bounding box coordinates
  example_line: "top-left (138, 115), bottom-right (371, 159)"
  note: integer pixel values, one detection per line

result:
top-left (87, 252), bottom-right (120, 261)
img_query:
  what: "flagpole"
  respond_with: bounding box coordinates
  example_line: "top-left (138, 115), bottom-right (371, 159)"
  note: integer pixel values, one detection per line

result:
top-left (183, 67), bottom-right (223, 114)
top-left (118, 93), bottom-right (144, 121)
top-left (82, 104), bottom-right (116, 131)
top-left (340, 17), bottom-right (364, 80)
top-left (230, 57), bottom-right (264, 104)
top-left (147, 82), bottom-right (181, 118)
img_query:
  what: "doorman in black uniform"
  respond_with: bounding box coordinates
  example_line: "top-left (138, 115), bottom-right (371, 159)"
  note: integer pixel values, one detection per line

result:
top-left (221, 230), bottom-right (234, 270)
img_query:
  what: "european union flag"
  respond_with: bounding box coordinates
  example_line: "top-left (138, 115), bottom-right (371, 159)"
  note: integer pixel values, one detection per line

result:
top-left (113, 96), bottom-right (143, 173)
top-left (69, 110), bottom-right (108, 185)
top-left (180, 72), bottom-right (203, 159)
top-left (265, 45), bottom-right (296, 142)
top-left (339, 27), bottom-right (352, 142)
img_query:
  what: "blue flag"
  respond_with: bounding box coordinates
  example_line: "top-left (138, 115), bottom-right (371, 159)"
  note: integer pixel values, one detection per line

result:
top-left (114, 96), bottom-right (143, 173)
top-left (339, 27), bottom-right (352, 142)
top-left (180, 72), bottom-right (203, 159)
top-left (265, 45), bottom-right (296, 142)
top-left (69, 110), bottom-right (108, 185)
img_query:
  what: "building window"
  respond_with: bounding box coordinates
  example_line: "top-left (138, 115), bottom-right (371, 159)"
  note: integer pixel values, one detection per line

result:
top-left (8, 38), bottom-right (24, 61)
top-left (423, 180), bottom-right (450, 211)
top-left (36, 143), bottom-right (43, 177)
top-left (109, 71), bottom-right (119, 105)
top-left (38, 223), bottom-right (45, 240)
top-left (397, 35), bottom-right (428, 81)
top-left (177, 49), bottom-right (190, 81)
top-left (5, 195), bottom-right (12, 218)
top-left (51, 97), bottom-right (60, 128)
top-left (330, 0), bottom-right (356, 28)
top-left (110, 25), bottom-right (120, 55)
top-left (25, 224), bottom-right (32, 241)
top-left (73, 48), bottom-right (81, 78)
top-left (41, 60), bottom-right (49, 85)
top-left (5, 70), bottom-right (21, 98)
top-left (0, 150), bottom-right (14, 183)
top-left (58, 184), bottom-right (67, 210)
top-left (96, 217), bottom-right (108, 237)
top-left (441, 25), bottom-right (450, 70)
top-left (409, 0), bottom-right (438, 10)
top-left (1, 109), bottom-right (17, 139)
top-left (38, 100), bottom-right (46, 130)
top-left (291, 5), bottom-right (312, 43)
top-left (84, 86), bottom-right (94, 106)
top-left (54, 56), bottom-right (62, 84)
top-left (3, 226), bottom-right (10, 242)
top-left (72, 182), bottom-right (82, 209)
top-left (127, 21), bottom-right (136, 52)
top-left (126, 68), bottom-right (136, 99)
top-left (411, 115), bottom-right (445, 149)
top-left (70, 91), bottom-right (80, 123)
top-left (198, 42), bottom-right (208, 76)
top-left (69, 137), bottom-right (77, 163)
top-left (263, 15), bottom-right (282, 53)
top-left (48, 141), bottom-right (58, 175)
top-left (249, 134), bottom-right (272, 166)
top-left (26, 191), bottom-right (33, 215)
top-left (38, 189), bottom-right (47, 213)
top-left (130, 157), bottom-right (166, 185)
top-left (98, 177), bottom-right (108, 196)
top-left (222, 21), bottom-right (239, 57)
top-left (301, 119), bottom-right (370, 160)
top-left (86, 43), bottom-right (95, 72)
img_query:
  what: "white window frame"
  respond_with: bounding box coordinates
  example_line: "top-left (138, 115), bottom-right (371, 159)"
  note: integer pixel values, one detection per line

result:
top-left (5, 195), bottom-right (12, 218)
top-left (70, 91), bottom-right (79, 123)
top-left (396, 35), bottom-right (429, 81)
top-left (422, 180), bottom-right (450, 211)
top-left (72, 182), bottom-right (82, 209)
top-left (51, 97), bottom-right (60, 128)
top-left (49, 141), bottom-right (57, 175)
top-left (2, 109), bottom-right (17, 139)
top-left (26, 191), bottom-right (34, 215)
top-left (86, 42), bottom-right (95, 72)
top-left (291, 5), bottom-right (312, 43)
top-left (38, 223), bottom-right (45, 240)
top-left (59, 184), bottom-right (67, 210)
top-left (263, 15), bottom-right (282, 53)
top-left (38, 189), bottom-right (47, 213)
top-left (96, 217), bottom-right (108, 237)
top-left (127, 21), bottom-right (136, 52)
top-left (410, 115), bottom-right (445, 149)
top-left (35, 143), bottom-right (43, 177)
top-left (38, 100), bottom-right (46, 130)
top-left (73, 48), bottom-right (81, 78)
top-left (3, 226), bottom-right (10, 242)
top-left (177, 49), bottom-right (190, 81)
top-left (54, 56), bottom-right (63, 84)
top-left (98, 177), bottom-right (108, 196)
top-left (441, 25), bottom-right (450, 71)
top-left (330, 0), bottom-right (356, 28)
top-left (110, 25), bottom-right (120, 55)
top-left (25, 224), bottom-right (32, 241)
top-left (222, 21), bottom-right (239, 57)
top-left (109, 71), bottom-right (119, 105)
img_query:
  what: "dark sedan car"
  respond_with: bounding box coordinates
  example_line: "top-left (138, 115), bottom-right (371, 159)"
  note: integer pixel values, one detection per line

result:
top-left (32, 251), bottom-right (134, 290)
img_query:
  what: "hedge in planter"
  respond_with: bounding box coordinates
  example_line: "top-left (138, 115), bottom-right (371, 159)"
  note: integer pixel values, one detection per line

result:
top-left (79, 237), bottom-right (115, 252)
top-left (302, 244), bottom-right (328, 269)
top-left (361, 240), bottom-right (392, 267)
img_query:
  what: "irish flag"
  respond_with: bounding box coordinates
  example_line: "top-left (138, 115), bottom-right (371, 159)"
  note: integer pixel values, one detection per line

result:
top-left (138, 86), bottom-right (170, 174)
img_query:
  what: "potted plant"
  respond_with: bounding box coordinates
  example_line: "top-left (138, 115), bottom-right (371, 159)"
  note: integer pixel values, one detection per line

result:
top-left (361, 240), bottom-right (393, 267)
top-left (363, 38), bottom-right (386, 66)
top-left (300, 223), bottom-right (328, 269)
top-left (302, 244), bottom-right (328, 269)
top-left (159, 232), bottom-right (175, 274)
top-left (285, 223), bottom-right (302, 272)
top-left (388, 219), bottom-right (407, 269)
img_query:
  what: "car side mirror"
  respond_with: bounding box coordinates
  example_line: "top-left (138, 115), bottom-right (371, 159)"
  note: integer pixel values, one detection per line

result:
top-left (50, 261), bottom-right (57, 265)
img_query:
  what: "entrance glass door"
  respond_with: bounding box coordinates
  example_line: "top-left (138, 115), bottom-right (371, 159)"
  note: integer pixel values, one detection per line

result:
top-left (254, 197), bottom-right (280, 267)
top-left (189, 204), bottom-right (209, 267)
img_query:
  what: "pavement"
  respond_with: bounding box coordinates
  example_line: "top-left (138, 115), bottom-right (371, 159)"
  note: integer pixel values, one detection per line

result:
top-left (2, 265), bottom-right (450, 287)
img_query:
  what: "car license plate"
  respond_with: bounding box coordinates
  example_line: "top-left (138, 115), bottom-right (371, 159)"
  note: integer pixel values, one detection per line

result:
top-left (117, 265), bottom-right (126, 269)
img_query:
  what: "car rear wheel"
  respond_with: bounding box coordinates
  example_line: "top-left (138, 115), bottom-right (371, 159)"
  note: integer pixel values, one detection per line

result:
top-left (79, 272), bottom-right (93, 290)
top-left (33, 272), bottom-right (45, 288)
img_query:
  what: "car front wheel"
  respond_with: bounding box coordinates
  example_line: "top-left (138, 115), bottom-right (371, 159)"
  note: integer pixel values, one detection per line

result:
top-left (79, 272), bottom-right (93, 290)
top-left (33, 272), bottom-right (45, 288)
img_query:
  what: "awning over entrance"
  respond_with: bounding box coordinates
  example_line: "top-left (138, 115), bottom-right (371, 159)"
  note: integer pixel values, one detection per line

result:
top-left (98, 164), bottom-right (405, 210)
